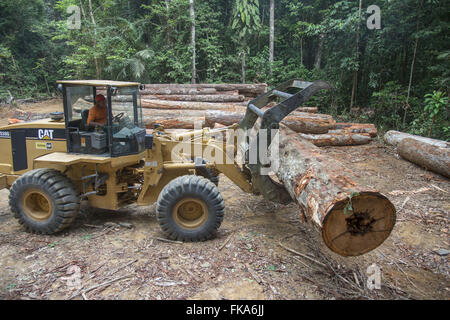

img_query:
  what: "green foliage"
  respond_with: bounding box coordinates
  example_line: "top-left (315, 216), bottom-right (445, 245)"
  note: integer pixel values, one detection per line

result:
top-left (423, 90), bottom-right (449, 138)
top-left (424, 91), bottom-right (448, 119)
top-left (0, 0), bottom-right (448, 141)
top-left (370, 82), bottom-right (408, 130)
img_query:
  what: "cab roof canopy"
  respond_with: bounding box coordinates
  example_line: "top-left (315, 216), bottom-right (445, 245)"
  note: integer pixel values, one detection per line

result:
top-left (56, 80), bottom-right (140, 87)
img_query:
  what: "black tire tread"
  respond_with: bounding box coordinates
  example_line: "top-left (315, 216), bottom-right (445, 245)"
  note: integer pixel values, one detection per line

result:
top-left (156, 175), bottom-right (225, 242)
top-left (9, 168), bottom-right (80, 234)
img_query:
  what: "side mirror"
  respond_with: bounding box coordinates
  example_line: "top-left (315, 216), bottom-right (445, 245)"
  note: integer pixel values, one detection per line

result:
top-left (109, 86), bottom-right (118, 96)
top-left (139, 84), bottom-right (145, 91)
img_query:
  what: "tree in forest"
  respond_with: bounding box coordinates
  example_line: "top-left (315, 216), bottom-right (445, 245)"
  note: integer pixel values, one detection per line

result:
top-left (232, 0), bottom-right (262, 83)
top-left (190, 0), bottom-right (196, 84)
top-left (268, 0), bottom-right (274, 75)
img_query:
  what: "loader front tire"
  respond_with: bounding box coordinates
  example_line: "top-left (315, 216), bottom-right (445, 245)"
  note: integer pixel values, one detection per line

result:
top-left (156, 175), bottom-right (225, 242)
top-left (9, 168), bottom-right (80, 234)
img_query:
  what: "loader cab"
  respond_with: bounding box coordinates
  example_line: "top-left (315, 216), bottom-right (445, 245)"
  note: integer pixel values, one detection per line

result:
top-left (57, 80), bottom-right (146, 157)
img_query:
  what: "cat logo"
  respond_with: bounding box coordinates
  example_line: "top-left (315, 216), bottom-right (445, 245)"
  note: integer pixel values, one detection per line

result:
top-left (38, 129), bottom-right (54, 140)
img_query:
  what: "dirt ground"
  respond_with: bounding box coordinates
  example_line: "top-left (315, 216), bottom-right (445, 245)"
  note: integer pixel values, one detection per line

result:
top-left (0, 100), bottom-right (448, 300)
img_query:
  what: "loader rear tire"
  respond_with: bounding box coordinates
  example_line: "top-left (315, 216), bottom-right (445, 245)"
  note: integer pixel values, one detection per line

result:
top-left (9, 168), bottom-right (80, 234)
top-left (156, 175), bottom-right (225, 242)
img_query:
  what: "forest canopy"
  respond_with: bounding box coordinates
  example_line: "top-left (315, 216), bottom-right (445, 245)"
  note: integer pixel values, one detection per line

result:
top-left (0, 0), bottom-right (448, 139)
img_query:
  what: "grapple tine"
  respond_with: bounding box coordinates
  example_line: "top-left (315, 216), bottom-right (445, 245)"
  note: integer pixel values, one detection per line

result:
top-left (239, 79), bottom-right (332, 131)
top-left (238, 79), bottom-right (332, 204)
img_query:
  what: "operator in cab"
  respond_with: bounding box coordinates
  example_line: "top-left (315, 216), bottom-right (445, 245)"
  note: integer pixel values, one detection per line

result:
top-left (87, 94), bottom-right (108, 127)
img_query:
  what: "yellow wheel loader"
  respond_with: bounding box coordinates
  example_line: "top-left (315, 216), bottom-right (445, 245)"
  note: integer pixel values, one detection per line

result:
top-left (0, 79), bottom-right (331, 241)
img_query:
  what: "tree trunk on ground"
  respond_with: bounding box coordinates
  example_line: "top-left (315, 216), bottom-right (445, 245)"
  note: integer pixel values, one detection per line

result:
top-left (297, 132), bottom-right (372, 146)
top-left (140, 108), bottom-right (334, 133)
top-left (383, 130), bottom-right (449, 148)
top-left (140, 83), bottom-right (267, 94)
top-left (141, 99), bottom-right (318, 113)
top-left (190, 0), bottom-right (196, 84)
top-left (142, 94), bottom-right (245, 102)
top-left (141, 99), bottom-right (248, 110)
top-left (276, 125), bottom-right (396, 256)
top-left (142, 108), bottom-right (244, 118)
top-left (397, 138), bottom-right (450, 178)
top-left (332, 123), bottom-right (378, 138)
top-left (205, 110), bottom-right (335, 133)
top-left (140, 87), bottom-right (218, 95)
top-left (144, 116), bottom-right (205, 129)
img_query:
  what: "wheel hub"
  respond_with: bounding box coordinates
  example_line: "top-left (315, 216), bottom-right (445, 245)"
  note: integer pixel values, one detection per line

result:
top-left (173, 198), bottom-right (208, 229)
top-left (22, 189), bottom-right (53, 221)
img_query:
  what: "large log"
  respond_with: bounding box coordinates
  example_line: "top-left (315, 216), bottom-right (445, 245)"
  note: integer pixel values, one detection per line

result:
top-left (297, 132), bottom-right (372, 146)
top-left (205, 110), bottom-right (335, 134)
top-left (139, 87), bottom-right (218, 95)
top-left (142, 94), bottom-right (245, 103)
top-left (142, 83), bottom-right (268, 94)
top-left (141, 99), bottom-right (318, 113)
top-left (142, 99), bottom-right (248, 110)
top-left (141, 107), bottom-right (329, 131)
top-left (397, 138), bottom-right (450, 178)
top-left (276, 126), bottom-right (396, 256)
top-left (92, 93), bottom-right (244, 103)
top-left (384, 130), bottom-right (449, 148)
top-left (144, 116), bottom-right (205, 129)
top-left (332, 123), bottom-right (378, 138)
top-left (141, 108), bottom-right (244, 118)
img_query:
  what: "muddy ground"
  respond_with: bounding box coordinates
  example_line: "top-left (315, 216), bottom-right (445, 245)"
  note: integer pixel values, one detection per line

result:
top-left (0, 100), bottom-right (448, 300)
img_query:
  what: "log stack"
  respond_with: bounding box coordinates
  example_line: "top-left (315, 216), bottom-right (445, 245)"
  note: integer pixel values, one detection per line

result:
top-left (138, 83), bottom-right (379, 147)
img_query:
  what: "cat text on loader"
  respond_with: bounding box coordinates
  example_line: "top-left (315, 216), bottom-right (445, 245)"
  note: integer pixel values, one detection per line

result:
top-left (0, 79), bottom-right (396, 257)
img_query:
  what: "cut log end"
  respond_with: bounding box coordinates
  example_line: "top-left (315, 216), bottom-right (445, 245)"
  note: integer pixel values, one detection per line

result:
top-left (322, 192), bottom-right (396, 257)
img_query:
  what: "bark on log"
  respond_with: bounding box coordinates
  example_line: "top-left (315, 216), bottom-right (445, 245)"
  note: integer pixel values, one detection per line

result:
top-left (397, 138), bottom-right (450, 178)
top-left (142, 99), bottom-right (248, 110)
top-left (141, 99), bottom-right (318, 113)
top-left (332, 123), bottom-right (378, 138)
top-left (140, 87), bottom-right (218, 95)
top-left (144, 116), bottom-right (205, 129)
top-left (298, 132), bottom-right (372, 146)
top-left (142, 83), bottom-right (267, 94)
top-left (276, 126), bottom-right (396, 256)
top-left (142, 94), bottom-right (245, 103)
top-left (205, 110), bottom-right (335, 134)
top-left (384, 130), bottom-right (449, 148)
top-left (142, 107), bottom-right (246, 118)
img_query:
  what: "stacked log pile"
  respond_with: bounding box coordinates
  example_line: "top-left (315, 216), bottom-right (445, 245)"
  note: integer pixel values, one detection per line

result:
top-left (139, 83), bottom-right (379, 147)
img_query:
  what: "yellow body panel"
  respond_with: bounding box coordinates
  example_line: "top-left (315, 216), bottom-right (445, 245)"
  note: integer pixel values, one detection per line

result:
top-left (0, 119), bottom-right (67, 176)
top-left (0, 119), bottom-right (66, 131)
top-left (0, 115), bottom-right (255, 212)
